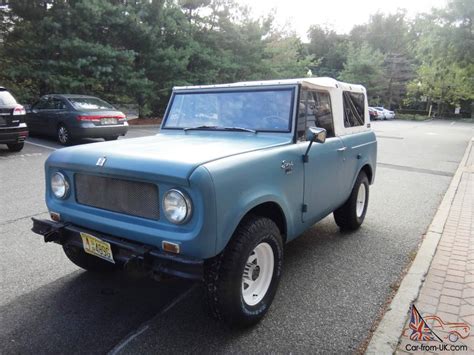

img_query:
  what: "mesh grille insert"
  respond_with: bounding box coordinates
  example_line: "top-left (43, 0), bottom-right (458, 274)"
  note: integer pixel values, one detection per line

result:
top-left (75, 174), bottom-right (159, 220)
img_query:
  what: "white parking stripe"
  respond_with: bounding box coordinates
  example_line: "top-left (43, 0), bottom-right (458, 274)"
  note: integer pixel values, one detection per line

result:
top-left (108, 284), bottom-right (198, 355)
top-left (25, 141), bottom-right (57, 150)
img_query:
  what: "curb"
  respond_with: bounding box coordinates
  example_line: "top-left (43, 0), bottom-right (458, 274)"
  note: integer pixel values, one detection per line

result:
top-left (365, 137), bottom-right (473, 354)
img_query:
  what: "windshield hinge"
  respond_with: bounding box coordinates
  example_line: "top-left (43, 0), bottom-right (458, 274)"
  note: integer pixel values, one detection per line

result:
top-left (302, 204), bottom-right (308, 213)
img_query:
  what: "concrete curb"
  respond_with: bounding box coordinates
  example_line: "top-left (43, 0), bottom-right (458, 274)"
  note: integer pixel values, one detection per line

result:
top-left (365, 137), bottom-right (473, 354)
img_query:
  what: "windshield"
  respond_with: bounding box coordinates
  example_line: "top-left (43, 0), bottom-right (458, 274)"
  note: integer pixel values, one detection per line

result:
top-left (0, 90), bottom-right (17, 106)
top-left (68, 97), bottom-right (114, 110)
top-left (164, 88), bottom-right (295, 132)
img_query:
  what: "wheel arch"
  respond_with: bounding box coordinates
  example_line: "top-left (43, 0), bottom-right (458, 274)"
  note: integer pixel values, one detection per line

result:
top-left (360, 164), bottom-right (373, 184)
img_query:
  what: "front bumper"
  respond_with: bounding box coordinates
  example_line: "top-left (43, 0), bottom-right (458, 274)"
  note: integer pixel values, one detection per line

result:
top-left (31, 218), bottom-right (203, 280)
top-left (0, 123), bottom-right (29, 144)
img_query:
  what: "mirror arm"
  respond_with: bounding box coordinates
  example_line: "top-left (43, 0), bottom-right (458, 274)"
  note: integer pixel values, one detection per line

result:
top-left (302, 141), bottom-right (314, 163)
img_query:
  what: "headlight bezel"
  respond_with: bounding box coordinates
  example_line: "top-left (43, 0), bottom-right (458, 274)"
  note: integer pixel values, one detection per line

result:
top-left (51, 172), bottom-right (70, 199)
top-left (162, 188), bottom-right (193, 224)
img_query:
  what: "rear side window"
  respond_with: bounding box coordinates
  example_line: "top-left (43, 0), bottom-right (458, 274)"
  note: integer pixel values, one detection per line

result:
top-left (68, 97), bottom-right (114, 110)
top-left (0, 90), bottom-right (17, 106)
top-left (297, 89), bottom-right (335, 139)
top-left (343, 91), bottom-right (365, 127)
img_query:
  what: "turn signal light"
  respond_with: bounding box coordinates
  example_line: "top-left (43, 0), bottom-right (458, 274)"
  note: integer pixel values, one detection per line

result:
top-left (162, 241), bottom-right (180, 254)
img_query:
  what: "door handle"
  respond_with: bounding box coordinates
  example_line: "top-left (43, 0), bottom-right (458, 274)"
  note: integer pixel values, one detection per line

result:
top-left (337, 147), bottom-right (347, 152)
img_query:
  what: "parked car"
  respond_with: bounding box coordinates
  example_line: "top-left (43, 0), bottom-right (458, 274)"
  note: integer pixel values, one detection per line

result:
top-left (32, 78), bottom-right (377, 327)
top-left (26, 94), bottom-right (128, 145)
top-left (368, 107), bottom-right (382, 120)
top-left (0, 86), bottom-right (28, 152)
top-left (374, 107), bottom-right (395, 120)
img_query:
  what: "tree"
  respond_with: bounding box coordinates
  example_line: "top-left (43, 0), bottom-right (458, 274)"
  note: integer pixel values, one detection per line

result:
top-left (338, 43), bottom-right (385, 102)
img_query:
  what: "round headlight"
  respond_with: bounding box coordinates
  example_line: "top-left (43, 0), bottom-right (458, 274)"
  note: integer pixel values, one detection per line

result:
top-left (163, 189), bottom-right (192, 224)
top-left (51, 172), bottom-right (69, 199)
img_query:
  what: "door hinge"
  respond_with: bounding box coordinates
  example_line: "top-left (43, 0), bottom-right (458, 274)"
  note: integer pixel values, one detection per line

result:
top-left (302, 204), bottom-right (308, 213)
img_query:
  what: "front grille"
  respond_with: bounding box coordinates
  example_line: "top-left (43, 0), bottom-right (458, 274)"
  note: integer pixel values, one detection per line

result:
top-left (75, 174), bottom-right (159, 220)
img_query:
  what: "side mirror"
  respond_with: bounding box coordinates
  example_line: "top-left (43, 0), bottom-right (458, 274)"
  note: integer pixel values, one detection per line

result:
top-left (303, 127), bottom-right (327, 163)
top-left (306, 126), bottom-right (327, 144)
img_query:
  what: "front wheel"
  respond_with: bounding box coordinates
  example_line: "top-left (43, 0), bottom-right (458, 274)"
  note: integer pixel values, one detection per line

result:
top-left (204, 215), bottom-right (283, 327)
top-left (334, 171), bottom-right (369, 230)
top-left (7, 143), bottom-right (24, 152)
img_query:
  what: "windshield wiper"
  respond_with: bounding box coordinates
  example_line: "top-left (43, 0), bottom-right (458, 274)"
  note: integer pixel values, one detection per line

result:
top-left (183, 125), bottom-right (256, 133)
top-left (183, 125), bottom-right (218, 131)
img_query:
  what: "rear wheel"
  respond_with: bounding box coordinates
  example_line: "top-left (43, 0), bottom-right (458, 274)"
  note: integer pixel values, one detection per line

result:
top-left (57, 124), bottom-right (73, 145)
top-left (334, 171), bottom-right (369, 231)
top-left (63, 245), bottom-right (118, 272)
top-left (7, 143), bottom-right (24, 152)
top-left (204, 215), bottom-right (283, 327)
top-left (104, 136), bottom-right (119, 141)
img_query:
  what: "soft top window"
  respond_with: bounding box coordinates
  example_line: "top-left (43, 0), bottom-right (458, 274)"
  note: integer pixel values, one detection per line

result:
top-left (343, 91), bottom-right (365, 127)
top-left (68, 97), bottom-right (114, 110)
top-left (0, 90), bottom-right (17, 106)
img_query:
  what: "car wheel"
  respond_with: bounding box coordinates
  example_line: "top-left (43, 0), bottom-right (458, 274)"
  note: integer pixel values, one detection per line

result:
top-left (57, 124), bottom-right (73, 145)
top-left (334, 171), bottom-right (369, 231)
top-left (204, 215), bottom-right (283, 327)
top-left (62, 245), bottom-right (119, 272)
top-left (104, 136), bottom-right (119, 141)
top-left (7, 143), bottom-right (24, 152)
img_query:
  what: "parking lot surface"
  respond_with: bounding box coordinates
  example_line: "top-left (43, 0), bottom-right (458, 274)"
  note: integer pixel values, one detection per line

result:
top-left (1, 120), bottom-right (473, 354)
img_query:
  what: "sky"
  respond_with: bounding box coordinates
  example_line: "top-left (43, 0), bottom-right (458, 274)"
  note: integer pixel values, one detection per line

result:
top-left (238, 0), bottom-right (448, 39)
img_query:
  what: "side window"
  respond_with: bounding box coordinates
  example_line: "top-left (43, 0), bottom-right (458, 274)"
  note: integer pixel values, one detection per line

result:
top-left (34, 98), bottom-right (50, 110)
top-left (52, 98), bottom-right (66, 110)
top-left (343, 91), bottom-right (365, 127)
top-left (297, 89), bottom-right (335, 140)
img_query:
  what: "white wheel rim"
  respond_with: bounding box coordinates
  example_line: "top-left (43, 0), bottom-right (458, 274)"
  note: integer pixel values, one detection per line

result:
top-left (58, 127), bottom-right (68, 144)
top-left (242, 242), bottom-right (274, 306)
top-left (356, 183), bottom-right (366, 218)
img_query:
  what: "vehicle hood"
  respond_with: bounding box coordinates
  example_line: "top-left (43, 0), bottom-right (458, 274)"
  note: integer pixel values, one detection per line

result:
top-left (46, 131), bottom-right (292, 184)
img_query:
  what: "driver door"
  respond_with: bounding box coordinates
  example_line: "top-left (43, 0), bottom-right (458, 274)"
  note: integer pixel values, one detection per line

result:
top-left (298, 89), bottom-right (346, 223)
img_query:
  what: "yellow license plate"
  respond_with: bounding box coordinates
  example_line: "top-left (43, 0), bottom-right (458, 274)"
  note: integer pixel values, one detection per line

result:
top-left (80, 232), bottom-right (115, 264)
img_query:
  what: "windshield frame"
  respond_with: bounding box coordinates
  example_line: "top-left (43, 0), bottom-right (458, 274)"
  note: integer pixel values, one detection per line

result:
top-left (161, 85), bottom-right (297, 134)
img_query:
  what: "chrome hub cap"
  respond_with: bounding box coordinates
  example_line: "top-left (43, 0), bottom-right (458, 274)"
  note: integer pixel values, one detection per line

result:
top-left (58, 127), bottom-right (68, 144)
top-left (242, 242), bottom-right (274, 306)
top-left (356, 183), bottom-right (366, 218)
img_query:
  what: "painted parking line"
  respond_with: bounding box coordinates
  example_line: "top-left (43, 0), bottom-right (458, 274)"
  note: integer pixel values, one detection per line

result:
top-left (25, 140), bottom-right (57, 150)
top-left (108, 284), bottom-right (198, 355)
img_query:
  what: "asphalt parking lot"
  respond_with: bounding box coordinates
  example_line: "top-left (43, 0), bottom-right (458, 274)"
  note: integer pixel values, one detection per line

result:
top-left (1, 120), bottom-right (473, 354)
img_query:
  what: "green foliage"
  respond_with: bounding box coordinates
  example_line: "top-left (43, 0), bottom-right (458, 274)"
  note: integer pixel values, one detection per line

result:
top-left (338, 43), bottom-right (385, 101)
top-left (0, 0), bottom-right (312, 116)
top-left (407, 0), bottom-right (473, 114)
top-left (0, 0), bottom-right (472, 116)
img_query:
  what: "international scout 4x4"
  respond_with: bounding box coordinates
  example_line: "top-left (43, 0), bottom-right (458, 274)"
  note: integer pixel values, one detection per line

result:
top-left (32, 78), bottom-right (377, 327)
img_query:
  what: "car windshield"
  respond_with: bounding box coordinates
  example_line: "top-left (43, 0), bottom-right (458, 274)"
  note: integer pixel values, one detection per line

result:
top-left (68, 97), bottom-right (114, 110)
top-left (164, 88), bottom-right (294, 132)
top-left (0, 90), bottom-right (17, 106)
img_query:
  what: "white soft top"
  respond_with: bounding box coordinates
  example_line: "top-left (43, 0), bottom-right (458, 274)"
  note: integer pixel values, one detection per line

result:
top-left (174, 77), bottom-right (366, 93)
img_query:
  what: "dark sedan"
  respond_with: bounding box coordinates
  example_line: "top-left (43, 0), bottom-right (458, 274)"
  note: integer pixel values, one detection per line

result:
top-left (26, 94), bottom-right (128, 145)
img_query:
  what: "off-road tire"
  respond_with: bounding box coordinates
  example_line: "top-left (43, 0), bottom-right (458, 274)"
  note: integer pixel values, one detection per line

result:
top-left (7, 143), bottom-right (24, 152)
top-left (204, 215), bottom-right (283, 328)
top-left (334, 171), bottom-right (369, 231)
top-left (63, 244), bottom-right (118, 272)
